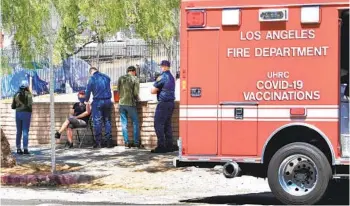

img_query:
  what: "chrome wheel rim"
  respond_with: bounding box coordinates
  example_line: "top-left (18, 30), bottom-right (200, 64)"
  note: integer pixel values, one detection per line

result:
top-left (278, 154), bottom-right (318, 196)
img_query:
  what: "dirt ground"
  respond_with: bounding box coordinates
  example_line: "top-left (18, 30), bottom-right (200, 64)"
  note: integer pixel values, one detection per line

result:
top-left (2, 145), bottom-right (348, 205)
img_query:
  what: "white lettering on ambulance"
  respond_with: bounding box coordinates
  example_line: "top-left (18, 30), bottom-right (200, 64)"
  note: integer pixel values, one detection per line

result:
top-left (240, 31), bottom-right (261, 41)
top-left (267, 72), bottom-right (289, 79)
top-left (265, 29), bottom-right (316, 40)
top-left (226, 29), bottom-right (328, 59)
top-left (227, 48), bottom-right (250, 58)
top-left (255, 46), bottom-right (329, 57)
top-left (243, 71), bottom-right (321, 101)
top-left (243, 91), bottom-right (321, 101)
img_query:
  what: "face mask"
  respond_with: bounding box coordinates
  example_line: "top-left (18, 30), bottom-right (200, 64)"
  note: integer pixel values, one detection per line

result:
top-left (78, 98), bottom-right (85, 103)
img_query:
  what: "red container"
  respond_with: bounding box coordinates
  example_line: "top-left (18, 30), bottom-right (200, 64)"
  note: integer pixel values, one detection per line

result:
top-left (113, 90), bottom-right (119, 102)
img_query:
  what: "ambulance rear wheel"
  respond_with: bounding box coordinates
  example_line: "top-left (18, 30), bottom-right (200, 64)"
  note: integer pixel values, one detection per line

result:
top-left (267, 142), bottom-right (332, 205)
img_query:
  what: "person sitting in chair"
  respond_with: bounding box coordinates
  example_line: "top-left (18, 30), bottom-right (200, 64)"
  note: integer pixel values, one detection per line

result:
top-left (55, 91), bottom-right (91, 148)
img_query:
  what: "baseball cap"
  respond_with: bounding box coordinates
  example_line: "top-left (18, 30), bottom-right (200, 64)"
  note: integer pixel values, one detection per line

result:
top-left (20, 80), bottom-right (29, 88)
top-left (160, 60), bottom-right (170, 67)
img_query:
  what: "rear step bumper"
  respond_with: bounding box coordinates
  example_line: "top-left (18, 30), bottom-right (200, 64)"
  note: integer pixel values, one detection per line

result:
top-left (173, 157), bottom-right (179, 167)
top-left (173, 157), bottom-right (225, 168)
top-left (333, 174), bottom-right (350, 179)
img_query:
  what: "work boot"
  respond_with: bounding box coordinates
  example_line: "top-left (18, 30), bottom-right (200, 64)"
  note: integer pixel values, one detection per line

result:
top-left (93, 143), bottom-right (102, 149)
top-left (151, 146), bottom-right (168, 153)
top-left (17, 149), bottom-right (23, 155)
top-left (55, 131), bottom-right (61, 139)
top-left (132, 143), bottom-right (143, 149)
top-left (106, 139), bottom-right (114, 148)
top-left (101, 140), bottom-right (107, 148)
top-left (125, 143), bottom-right (132, 149)
top-left (23, 149), bottom-right (30, 155)
top-left (167, 144), bottom-right (179, 152)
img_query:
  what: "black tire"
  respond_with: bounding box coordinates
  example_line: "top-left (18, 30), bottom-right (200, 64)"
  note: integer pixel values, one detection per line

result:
top-left (267, 142), bottom-right (332, 205)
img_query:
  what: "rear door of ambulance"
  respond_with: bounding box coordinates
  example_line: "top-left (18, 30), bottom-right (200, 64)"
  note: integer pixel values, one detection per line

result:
top-left (184, 10), bottom-right (220, 155)
top-left (219, 8), bottom-right (259, 156)
top-left (183, 7), bottom-right (258, 156)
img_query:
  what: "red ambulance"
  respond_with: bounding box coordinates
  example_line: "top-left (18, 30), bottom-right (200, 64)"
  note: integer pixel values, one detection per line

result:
top-left (174, 0), bottom-right (350, 204)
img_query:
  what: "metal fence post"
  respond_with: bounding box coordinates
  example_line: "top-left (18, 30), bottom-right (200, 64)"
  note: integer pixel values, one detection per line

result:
top-left (49, 0), bottom-right (59, 174)
top-left (49, 42), bottom-right (56, 174)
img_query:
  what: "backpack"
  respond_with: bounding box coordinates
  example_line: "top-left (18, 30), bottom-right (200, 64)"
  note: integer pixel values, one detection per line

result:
top-left (11, 89), bottom-right (27, 109)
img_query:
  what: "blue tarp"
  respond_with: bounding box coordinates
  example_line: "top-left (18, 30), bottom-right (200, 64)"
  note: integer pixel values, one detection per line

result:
top-left (0, 57), bottom-right (90, 99)
top-left (32, 72), bottom-right (49, 96)
top-left (0, 57), bottom-right (161, 98)
top-left (62, 57), bottom-right (90, 92)
top-left (0, 67), bottom-right (49, 98)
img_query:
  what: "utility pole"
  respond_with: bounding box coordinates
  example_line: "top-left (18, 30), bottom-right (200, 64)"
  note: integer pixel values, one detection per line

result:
top-left (0, 0), bottom-right (3, 98)
top-left (48, 1), bottom-right (60, 174)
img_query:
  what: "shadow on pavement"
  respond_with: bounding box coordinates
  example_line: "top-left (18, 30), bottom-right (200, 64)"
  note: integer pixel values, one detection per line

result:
top-left (12, 146), bottom-right (184, 174)
top-left (181, 192), bottom-right (280, 205)
top-left (181, 188), bottom-right (349, 205)
top-left (0, 198), bottom-right (129, 205)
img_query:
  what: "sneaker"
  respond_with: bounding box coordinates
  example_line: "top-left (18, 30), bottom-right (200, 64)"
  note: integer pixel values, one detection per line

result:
top-left (17, 149), bottom-right (23, 155)
top-left (55, 131), bottom-right (61, 139)
top-left (151, 146), bottom-right (168, 153)
top-left (23, 149), bottom-right (30, 155)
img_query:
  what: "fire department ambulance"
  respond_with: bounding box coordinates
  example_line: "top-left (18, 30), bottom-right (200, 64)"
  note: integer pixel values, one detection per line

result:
top-left (174, 0), bottom-right (350, 204)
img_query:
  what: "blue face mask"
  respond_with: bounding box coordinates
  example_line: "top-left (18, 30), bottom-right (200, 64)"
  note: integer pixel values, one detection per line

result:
top-left (78, 98), bottom-right (85, 103)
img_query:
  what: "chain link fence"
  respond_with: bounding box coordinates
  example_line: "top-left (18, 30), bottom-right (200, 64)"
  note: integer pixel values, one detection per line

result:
top-left (0, 39), bottom-right (180, 99)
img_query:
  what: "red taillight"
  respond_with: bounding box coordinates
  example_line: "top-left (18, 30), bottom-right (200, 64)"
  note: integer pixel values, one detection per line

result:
top-left (187, 10), bottom-right (206, 28)
top-left (290, 108), bottom-right (307, 117)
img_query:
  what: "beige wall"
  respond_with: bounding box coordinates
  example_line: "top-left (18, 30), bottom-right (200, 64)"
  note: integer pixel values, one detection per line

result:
top-left (0, 102), bottom-right (179, 149)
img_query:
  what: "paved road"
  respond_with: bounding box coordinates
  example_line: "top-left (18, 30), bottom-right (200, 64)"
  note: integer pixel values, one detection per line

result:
top-left (1, 182), bottom-right (349, 206)
top-left (1, 199), bottom-right (126, 206)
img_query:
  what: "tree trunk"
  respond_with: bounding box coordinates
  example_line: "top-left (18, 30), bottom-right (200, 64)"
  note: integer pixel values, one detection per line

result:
top-left (1, 128), bottom-right (16, 168)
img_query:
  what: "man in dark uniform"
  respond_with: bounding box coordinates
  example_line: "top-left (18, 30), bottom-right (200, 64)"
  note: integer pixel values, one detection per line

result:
top-left (151, 60), bottom-right (177, 153)
top-left (85, 67), bottom-right (113, 148)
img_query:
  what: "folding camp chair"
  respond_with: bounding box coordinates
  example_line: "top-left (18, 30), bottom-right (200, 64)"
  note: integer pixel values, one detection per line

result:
top-left (75, 116), bottom-right (95, 148)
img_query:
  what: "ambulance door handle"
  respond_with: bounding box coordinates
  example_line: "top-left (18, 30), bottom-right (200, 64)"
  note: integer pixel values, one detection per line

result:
top-left (234, 108), bottom-right (244, 120)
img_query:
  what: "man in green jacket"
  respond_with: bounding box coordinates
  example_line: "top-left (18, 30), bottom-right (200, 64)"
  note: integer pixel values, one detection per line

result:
top-left (117, 66), bottom-right (141, 148)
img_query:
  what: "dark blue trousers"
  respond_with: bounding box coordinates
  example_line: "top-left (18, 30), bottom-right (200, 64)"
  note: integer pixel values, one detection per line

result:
top-left (154, 101), bottom-right (175, 148)
top-left (16, 111), bottom-right (32, 149)
top-left (92, 99), bottom-right (112, 144)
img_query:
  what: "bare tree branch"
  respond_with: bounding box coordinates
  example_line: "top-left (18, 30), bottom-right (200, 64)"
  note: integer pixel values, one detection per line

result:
top-left (66, 39), bottom-right (95, 57)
